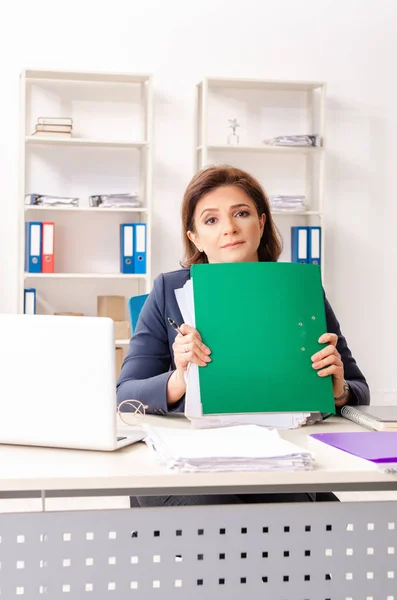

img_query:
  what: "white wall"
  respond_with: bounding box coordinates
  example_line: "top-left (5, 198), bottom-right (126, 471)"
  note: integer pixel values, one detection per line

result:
top-left (0, 0), bottom-right (396, 404)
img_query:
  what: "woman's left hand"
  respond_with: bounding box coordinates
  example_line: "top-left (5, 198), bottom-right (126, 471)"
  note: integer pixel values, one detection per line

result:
top-left (311, 333), bottom-right (346, 401)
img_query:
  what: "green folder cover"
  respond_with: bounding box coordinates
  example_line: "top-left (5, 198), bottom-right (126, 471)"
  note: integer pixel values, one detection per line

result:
top-left (191, 262), bottom-right (335, 415)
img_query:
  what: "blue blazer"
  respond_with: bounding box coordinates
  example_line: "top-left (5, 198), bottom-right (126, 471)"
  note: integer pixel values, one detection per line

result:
top-left (116, 268), bottom-right (370, 414)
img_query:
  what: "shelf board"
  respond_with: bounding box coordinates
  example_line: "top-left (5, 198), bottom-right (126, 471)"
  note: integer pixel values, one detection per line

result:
top-left (25, 136), bottom-right (148, 149)
top-left (24, 273), bottom-right (147, 280)
top-left (271, 210), bottom-right (321, 216)
top-left (24, 206), bottom-right (148, 214)
top-left (115, 339), bottom-right (131, 346)
top-left (204, 77), bottom-right (325, 91)
top-left (199, 144), bottom-right (322, 154)
top-left (24, 69), bottom-right (151, 84)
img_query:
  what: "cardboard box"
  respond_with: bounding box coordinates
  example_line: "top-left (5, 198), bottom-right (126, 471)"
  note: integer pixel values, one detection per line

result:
top-left (114, 320), bottom-right (131, 340)
top-left (97, 296), bottom-right (125, 321)
top-left (54, 312), bottom-right (84, 316)
top-left (115, 347), bottom-right (123, 378)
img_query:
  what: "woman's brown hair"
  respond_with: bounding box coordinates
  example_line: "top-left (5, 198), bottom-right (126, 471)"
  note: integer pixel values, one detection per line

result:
top-left (181, 164), bottom-right (283, 267)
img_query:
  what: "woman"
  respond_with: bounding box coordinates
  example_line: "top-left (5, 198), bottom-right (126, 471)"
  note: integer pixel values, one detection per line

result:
top-left (117, 165), bottom-right (369, 505)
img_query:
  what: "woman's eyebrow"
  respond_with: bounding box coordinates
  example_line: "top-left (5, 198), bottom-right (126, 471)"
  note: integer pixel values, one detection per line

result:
top-left (200, 203), bottom-right (250, 218)
top-left (200, 207), bottom-right (218, 217)
top-left (230, 203), bottom-right (250, 210)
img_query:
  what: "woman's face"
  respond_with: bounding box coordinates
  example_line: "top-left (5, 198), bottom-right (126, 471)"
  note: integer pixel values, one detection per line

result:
top-left (187, 185), bottom-right (266, 264)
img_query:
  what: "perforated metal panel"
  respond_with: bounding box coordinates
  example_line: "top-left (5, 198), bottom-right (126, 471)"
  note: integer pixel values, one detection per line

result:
top-left (0, 501), bottom-right (396, 599)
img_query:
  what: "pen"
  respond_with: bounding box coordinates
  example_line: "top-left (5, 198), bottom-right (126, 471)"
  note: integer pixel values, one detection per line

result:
top-left (168, 317), bottom-right (184, 336)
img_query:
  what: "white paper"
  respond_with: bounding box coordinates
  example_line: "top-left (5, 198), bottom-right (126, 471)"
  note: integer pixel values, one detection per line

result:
top-left (124, 226), bottom-right (133, 257)
top-left (24, 291), bottom-right (35, 315)
top-left (310, 228), bottom-right (320, 259)
top-left (42, 224), bottom-right (54, 255)
top-left (30, 224), bottom-right (41, 256)
top-left (136, 224), bottom-right (146, 252)
top-left (144, 424), bottom-right (314, 472)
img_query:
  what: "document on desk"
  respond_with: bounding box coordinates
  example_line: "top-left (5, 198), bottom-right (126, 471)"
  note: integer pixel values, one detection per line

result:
top-left (175, 262), bottom-right (334, 429)
top-left (144, 424), bottom-right (315, 472)
top-left (310, 431), bottom-right (397, 467)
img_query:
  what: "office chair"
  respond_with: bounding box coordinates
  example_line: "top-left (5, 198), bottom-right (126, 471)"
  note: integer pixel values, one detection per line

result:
top-left (128, 294), bottom-right (149, 334)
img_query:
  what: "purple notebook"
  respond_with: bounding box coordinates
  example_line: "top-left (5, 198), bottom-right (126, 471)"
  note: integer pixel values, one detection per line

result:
top-left (310, 432), bottom-right (397, 463)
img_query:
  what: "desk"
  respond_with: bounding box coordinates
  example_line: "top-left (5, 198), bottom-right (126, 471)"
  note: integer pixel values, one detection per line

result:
top-left (0, 416), bottom-right (396, 599)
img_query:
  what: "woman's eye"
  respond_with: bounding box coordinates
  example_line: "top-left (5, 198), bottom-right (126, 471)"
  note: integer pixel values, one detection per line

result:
top-left (235, 210), bottom-right (250, 217)
top-left (205, 217), bottom-right (217, 225)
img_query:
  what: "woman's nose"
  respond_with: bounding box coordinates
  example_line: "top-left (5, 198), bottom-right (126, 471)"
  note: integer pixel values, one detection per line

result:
top-left (222, 218), bottom-right (237, 235)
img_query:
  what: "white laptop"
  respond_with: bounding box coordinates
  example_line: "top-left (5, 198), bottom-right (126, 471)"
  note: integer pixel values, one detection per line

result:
top-left (0, 314), bottom-right (145, 451)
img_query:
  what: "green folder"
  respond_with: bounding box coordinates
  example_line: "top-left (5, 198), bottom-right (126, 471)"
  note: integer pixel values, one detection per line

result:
top-left (191, 262), bottom-right (335, 415)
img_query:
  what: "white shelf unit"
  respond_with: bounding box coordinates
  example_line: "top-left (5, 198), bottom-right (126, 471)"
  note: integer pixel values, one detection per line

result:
top-left (196, 77), bottom-right (326, 276)
top-left (19, 69), bottom-right (153, 345)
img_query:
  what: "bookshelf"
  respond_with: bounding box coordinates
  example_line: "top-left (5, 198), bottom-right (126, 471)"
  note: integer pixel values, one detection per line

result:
top-left (196, 77), bottom-right (326, 277)
top-left (19, 68), bottom-right (153, 350)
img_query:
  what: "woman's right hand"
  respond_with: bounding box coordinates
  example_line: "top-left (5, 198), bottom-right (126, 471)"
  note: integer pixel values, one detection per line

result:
top-left (172, 324), bottom-right (212, 377)
top-left (167, 324), bottom-right (211, 406)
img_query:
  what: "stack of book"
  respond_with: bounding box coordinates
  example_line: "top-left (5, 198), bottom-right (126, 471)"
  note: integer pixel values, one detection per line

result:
top-left (32, 117), bottom-right (73, 138)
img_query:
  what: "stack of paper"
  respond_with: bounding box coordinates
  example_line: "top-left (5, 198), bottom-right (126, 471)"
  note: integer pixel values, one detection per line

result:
top-left (25, 194), bottom-right (79, 207)
top-left (263, 134), bottom-right (320, 147)
top-left (270, 195), bottom-right (306, 212)
top-left (174, 263), bottom-right (334, 430)
top-left (89, 193), bottom-right (140, 208)
top-left (144, 425), bottom-right (314, 472)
